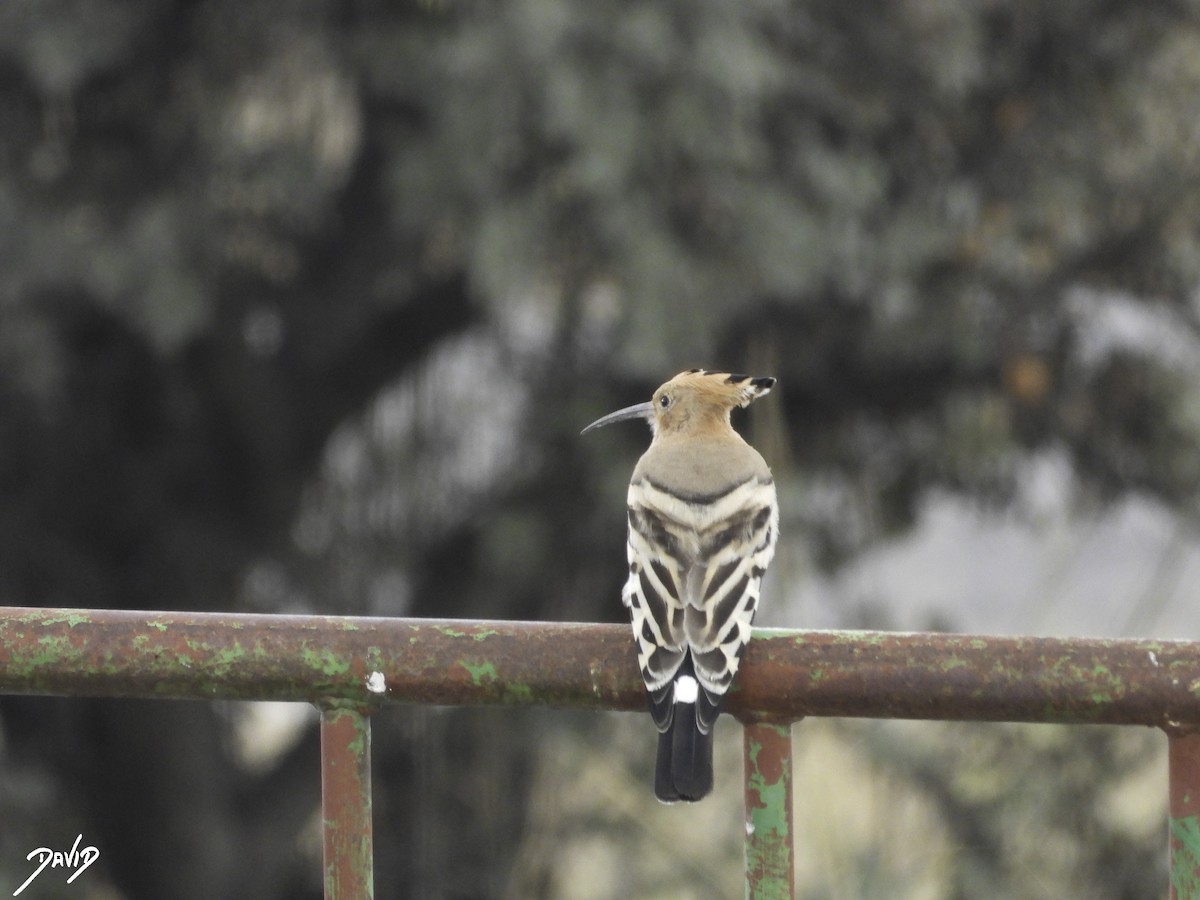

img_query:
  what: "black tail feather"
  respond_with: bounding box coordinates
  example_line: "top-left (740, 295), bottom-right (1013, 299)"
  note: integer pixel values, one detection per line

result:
top-left (654, 701), bottom-right (714, 802)
top-left (654, 729), bottom-right (679, 802)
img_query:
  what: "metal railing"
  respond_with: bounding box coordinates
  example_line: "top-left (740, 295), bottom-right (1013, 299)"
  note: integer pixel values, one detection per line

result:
top-left (2, 606), bottom-right (1199, 898)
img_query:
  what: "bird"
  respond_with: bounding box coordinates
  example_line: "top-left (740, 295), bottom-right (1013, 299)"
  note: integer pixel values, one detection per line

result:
top-left (582, 368), bottom-right (779, 802)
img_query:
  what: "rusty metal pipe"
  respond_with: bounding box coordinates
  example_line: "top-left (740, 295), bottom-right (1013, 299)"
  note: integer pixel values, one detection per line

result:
top-left (743, 721), bottom-right (794, 900)
top-left (321, 705), bottom-right (374, 899)
top-left (1169, 732), bottom-right (1200, 899)
top-left (2, 608), bottom-right (1200, 727)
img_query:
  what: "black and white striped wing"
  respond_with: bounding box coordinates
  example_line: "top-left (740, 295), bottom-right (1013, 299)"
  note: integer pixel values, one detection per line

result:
top-left (624, 497), bottom-right (691, 731)
top-left (624, 474), bottom-right (778, 732)
top-left (685, 476), bottom-right (778, 731)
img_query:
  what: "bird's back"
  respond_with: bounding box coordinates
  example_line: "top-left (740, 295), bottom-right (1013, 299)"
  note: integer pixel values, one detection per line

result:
top-left (625, 430), bottom-right (778, 702)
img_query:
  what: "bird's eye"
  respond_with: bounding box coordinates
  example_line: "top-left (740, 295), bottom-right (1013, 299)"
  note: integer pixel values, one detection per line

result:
top-left (658, 394), bottom-right (672, 409)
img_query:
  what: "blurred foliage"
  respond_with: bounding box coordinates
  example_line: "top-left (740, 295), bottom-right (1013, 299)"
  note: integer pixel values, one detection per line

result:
top-left (1, 1), bottom-right (1199, 897)
top-left (509, 718), bottom-right (1164, 899)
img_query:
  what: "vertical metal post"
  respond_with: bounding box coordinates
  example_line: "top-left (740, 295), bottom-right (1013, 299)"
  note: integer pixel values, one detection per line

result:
top-left (1170, 731), bottom-right (1200, 900)
top-left (321, 704), bottom-right (374, 900)
top-left (743, 720), bottom-right (795, 900)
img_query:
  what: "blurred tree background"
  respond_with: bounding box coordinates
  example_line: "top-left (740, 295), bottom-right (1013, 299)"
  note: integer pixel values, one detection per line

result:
top-left (1, 1), bottom-right (1199, 897)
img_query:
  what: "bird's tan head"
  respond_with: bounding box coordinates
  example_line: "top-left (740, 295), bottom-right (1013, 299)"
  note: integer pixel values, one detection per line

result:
top-left (582, 369), bottom-right (776, 438)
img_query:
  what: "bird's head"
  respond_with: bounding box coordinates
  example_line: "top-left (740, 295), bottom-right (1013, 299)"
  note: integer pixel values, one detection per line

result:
top-left (582, 369), bottom-right (776, 439)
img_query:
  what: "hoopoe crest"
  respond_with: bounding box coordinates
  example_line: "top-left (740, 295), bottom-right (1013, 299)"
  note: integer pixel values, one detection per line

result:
top-left (583, 369), bottom-right (779, 802)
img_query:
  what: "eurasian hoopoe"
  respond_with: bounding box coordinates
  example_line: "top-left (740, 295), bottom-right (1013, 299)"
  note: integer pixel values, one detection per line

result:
top-left (583, 369), bottom-right (779, 802)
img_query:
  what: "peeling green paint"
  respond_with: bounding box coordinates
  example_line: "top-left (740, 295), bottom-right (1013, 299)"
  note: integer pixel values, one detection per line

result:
top-left (326, 710), bottom-right (367, 763)
top-left (20, 648), bottom-right (63, 669)
top-left (746, 750), bottom-right (789, 826)
top-left (32, 611), bottom-right (91, 628)
top-left (743, 722), bottom-right (792, 900)
top-left (1171, 816), bottom-right (1200, 897)
top-left (207, 645), bottom-right (250, 677)
top-left (301, 646), bottom-right (353, 677)
top-left (460, 660), bottom-right (498, 685)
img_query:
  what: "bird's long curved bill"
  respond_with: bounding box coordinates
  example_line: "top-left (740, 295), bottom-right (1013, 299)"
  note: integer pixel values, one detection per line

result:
top-left (581, 401), bottom-right (654, 435)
